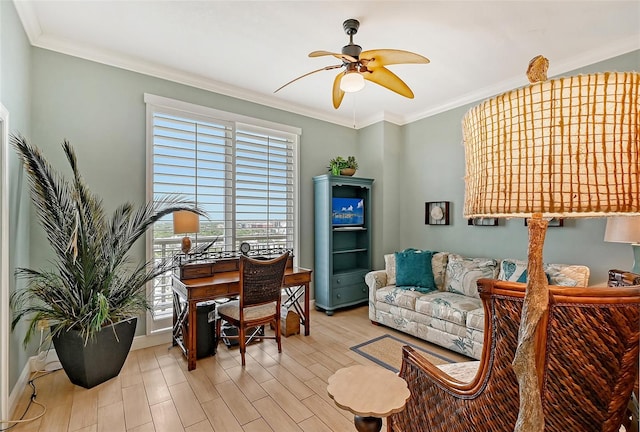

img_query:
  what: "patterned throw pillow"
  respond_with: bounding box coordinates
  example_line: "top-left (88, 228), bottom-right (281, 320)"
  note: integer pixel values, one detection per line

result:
top-left (498, 259), bottom-right (528, 282)
top-left (384, 253), bottom-right (397, 285)
top-left (395, 249), bottom-right (437, 293)
top-left (444, 254), bottom-right (499, 298)
top-left (498, 258), bottom-right (589, 286)
top-left (432, 252), bottom-right (450, 291)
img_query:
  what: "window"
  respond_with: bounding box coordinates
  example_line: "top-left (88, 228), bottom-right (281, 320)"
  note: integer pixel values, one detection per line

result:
top-left (145, 94), bottom-right (300, 333)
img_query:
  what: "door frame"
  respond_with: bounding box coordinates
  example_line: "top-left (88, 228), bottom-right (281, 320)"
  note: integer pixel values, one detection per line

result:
top-left (0, 103), bottom-right (10, 423)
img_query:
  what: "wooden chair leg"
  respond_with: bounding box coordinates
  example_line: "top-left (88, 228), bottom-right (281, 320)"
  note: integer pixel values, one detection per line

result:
top-left (215, 317), bottom-right (222, 349)
top-left (275, 316), bottom-right (282, 353)
top-left (239, 325), bottom-right (246, 366)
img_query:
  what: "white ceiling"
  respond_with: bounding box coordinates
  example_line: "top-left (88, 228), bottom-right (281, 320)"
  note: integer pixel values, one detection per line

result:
top-left (13, 1), bottom-right (640, 129)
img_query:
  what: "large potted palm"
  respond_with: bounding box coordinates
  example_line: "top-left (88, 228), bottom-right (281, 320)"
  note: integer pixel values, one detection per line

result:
top-left (10, 134), bottom-right (205, 388)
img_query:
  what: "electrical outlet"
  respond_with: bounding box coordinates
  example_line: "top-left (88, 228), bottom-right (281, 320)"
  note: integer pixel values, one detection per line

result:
top-left (37, 319), bottom-right (49, 330)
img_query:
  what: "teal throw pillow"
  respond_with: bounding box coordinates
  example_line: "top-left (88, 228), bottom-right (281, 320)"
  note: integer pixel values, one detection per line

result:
top-left (516, 269), bottom-right (552, 284)
top-left (394, 249), bottom-right (436, 293)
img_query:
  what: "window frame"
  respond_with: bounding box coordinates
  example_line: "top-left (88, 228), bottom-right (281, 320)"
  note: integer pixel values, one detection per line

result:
top-left (144, 93), bottom-right (301, 334)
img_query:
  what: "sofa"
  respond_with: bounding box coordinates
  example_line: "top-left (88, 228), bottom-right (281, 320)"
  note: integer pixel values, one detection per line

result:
top-left (365, 250), bottom-right (590, 359)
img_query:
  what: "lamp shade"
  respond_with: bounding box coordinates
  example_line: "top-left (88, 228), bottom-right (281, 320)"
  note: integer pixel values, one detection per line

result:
top-left (463, 72), bottom-right (640, 219)
top-left (173, 211), bottom-right (200, 234)
top-left (605, 216), bottom-right (640, 244)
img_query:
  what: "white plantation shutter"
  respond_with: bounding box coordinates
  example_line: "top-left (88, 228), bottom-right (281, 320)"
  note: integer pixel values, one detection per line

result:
top-left (235, 124), bottom-right (295, 249)
top-left (145, 95), bottom-right (299, 333)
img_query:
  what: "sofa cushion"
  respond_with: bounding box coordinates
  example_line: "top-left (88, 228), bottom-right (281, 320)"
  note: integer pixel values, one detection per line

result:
top-left (395, 249), bottom-right (437, 292)
top-left (376, 286), bottom-right (424, 310)
top-left (444, 254), bottom-right (499, 298)
top-left (466, 307), bottom-right (485, 332)
top-left (415, 292), bottom-right (483, 327)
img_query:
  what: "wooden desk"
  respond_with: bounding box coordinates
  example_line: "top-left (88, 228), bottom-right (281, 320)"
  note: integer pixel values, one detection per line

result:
top-left (172, 265), bottom-right (312, 371)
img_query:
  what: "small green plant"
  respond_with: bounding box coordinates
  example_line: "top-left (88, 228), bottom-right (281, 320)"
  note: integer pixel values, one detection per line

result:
top-left (328, 156), bottom-right (358, 175)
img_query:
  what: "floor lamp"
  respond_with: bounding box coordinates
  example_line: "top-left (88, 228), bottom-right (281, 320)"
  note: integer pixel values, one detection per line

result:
top-left (462, 68), bottom-right (639, 431)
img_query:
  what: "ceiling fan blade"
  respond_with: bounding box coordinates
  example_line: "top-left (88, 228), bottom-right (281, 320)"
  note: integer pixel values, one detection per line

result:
top-left (360, 49), bottom-right (430, 69)
top-left (363, 66), bottom-right (414, 98)
top-left (274, 64), bottom-right (343, 93)
top-left (332, 72), bottom-right (346, 109)
top-left (309, 50), bottom-right (358, 64)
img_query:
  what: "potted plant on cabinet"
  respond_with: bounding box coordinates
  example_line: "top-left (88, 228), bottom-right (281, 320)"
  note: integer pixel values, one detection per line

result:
top-left (10, 134), bottom-right (205, 388)
top-left (328, 156), bottom-right (358, 176)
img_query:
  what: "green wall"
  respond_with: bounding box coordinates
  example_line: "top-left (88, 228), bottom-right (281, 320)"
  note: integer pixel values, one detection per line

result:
top-left (398, 50), bottom-right (640, 285)
top-left (29, 47), bottom-right (359, 334)
top-left (1, 0), bottom-right (32, 395)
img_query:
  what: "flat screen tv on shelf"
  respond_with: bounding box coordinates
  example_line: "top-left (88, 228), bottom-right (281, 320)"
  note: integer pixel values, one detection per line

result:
top-left (332, 197), bottom-right (364, 227)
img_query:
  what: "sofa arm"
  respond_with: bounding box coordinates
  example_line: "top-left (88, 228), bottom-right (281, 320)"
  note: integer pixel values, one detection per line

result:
top-left (365, 270), bottom-right (388, 294)
top-left (366, 269), bottom-right (388, 322)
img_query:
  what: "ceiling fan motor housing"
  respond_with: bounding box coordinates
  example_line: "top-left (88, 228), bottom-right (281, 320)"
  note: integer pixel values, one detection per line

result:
top-left (342, 18), bottom-right (362, 60)
top-left (342, 44), bottom-right (362, 60)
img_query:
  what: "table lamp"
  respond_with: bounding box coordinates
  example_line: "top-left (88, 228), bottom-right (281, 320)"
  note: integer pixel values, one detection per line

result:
top-left (605, 216), bottom-right (640, 273)
top-left (173, 210), bottom-right (200, 254)
top-left (463, 63), bottom-right (639, 431)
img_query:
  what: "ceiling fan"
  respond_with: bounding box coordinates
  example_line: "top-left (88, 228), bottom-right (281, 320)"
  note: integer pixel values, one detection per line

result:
top-left (274, 18), bottom-right (430, 109)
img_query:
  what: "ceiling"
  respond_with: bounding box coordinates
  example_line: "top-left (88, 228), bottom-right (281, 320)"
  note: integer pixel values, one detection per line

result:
top-left (13, 1), bottom-right (640, 129)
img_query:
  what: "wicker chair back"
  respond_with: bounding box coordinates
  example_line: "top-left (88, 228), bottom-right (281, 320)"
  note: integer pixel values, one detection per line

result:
top-left (389, 280), bottom-right (640, 432)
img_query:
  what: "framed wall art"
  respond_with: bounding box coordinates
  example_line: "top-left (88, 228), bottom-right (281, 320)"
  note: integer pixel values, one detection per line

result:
top-left (468, 217), bottom-right (499, 227)
top-left (426, 201), bottom-right (450, 225)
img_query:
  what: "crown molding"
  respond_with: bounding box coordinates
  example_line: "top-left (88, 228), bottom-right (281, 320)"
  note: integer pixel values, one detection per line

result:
top-left (12, 0), bottom-right (41, 44)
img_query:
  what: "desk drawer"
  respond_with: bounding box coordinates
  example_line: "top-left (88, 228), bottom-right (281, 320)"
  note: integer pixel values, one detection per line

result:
top-left (285, 272), bottom-right (311, 286)
top-left (190, 284), bottom-right (237, 301)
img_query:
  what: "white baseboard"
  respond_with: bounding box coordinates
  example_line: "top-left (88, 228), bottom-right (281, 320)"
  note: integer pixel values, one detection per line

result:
top-left (131, 331), bottom-right (172, 351)
top-left (6, 354), bottom-right (37, 424)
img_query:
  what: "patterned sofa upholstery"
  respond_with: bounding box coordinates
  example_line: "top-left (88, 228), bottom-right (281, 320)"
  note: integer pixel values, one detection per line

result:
top-left (365, 252), bottom-right (590, 359)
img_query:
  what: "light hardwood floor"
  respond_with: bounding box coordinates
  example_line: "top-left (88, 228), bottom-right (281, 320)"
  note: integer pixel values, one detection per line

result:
top-left (8, 305), bottom-right (466, 432)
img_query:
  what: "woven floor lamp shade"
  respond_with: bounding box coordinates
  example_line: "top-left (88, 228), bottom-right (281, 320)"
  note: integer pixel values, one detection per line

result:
top-left (462, 71), bottom-right (639, 432)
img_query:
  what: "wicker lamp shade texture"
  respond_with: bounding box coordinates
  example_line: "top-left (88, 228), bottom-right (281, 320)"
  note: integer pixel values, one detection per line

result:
top-left (463, 72), bottom-right (640, 219)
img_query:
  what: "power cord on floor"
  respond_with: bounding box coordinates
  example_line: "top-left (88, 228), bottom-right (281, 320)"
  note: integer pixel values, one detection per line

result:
top-left (0, 328), bottom-right (62, 431)
top-left (0, 370), bottom-right (52, 431)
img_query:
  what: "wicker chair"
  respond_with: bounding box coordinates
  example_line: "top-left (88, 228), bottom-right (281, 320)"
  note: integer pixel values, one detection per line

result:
top-left (216, 252), bottom-right (290, 366)
top-left (388, 279), bottom-right (640, 432)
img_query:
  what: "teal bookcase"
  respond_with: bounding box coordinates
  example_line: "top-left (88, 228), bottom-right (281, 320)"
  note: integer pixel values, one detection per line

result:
top-left (313, 174), bottom-right (373, 315)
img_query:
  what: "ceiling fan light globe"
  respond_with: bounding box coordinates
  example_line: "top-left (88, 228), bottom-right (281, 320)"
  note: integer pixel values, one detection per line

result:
top-left (340, 72), bottom-right (365, 93)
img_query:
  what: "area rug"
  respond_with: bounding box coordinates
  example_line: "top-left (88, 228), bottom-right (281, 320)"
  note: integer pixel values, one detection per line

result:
top-left (350, 334), bottom-right (466, 373)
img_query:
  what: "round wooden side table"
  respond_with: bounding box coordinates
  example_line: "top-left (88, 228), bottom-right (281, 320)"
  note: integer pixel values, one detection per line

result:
top-left (327, 365), bottom-right (410, 432)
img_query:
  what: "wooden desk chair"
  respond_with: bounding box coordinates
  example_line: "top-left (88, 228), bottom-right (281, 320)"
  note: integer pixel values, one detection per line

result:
top-left (388, 279), bottom-right (640, 432)
top-left (215, 252), bottom-right (290, 366)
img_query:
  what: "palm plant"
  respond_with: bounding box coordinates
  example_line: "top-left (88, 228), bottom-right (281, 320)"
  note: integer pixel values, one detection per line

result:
top-left (10, 134), bottom-right (206, 346)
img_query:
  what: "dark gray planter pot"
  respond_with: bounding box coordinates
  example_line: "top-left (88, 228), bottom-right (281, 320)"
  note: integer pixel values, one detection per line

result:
top-left (52, 317), bottom-right (137, 389)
